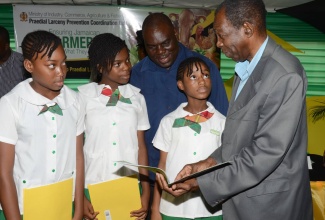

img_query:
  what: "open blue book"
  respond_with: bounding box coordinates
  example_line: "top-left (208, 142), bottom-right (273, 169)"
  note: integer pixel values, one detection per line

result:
top-left (117, 160), bottom-right (231, 187)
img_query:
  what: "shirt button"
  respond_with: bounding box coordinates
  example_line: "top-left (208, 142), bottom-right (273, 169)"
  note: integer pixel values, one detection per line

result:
top-left (114, 162), bottom-right (117, 166)
top-left (53, 134), bottom-right (56, 138)
top-left (52, 169), bottom-right (56, 172)
top-left (23, 180), bottom-right (26, 184)
top-left (113, 142), bottom-right (116, 146)
top-left (193, 152), bottom-right (197, 155)
top-left (194, 133), bottom-right (197, 136)
top-left (52, 117), bottom-right (55, 120)
top-left (112, 122), bottom-right (116, 126)
top-left (52, 150), bottom-right (56, 154)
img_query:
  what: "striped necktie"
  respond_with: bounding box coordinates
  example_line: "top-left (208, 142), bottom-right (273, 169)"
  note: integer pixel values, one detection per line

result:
top-left (101, 88), bottom-right (132, 106)
top-left (38, 103), bottom-right (63, 116)
top-left (172, 110), bottom-right (214, 134)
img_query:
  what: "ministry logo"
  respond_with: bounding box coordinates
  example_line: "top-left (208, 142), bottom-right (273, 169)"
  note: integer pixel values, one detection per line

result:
top-left (20, 12), bottom-right (28, 22)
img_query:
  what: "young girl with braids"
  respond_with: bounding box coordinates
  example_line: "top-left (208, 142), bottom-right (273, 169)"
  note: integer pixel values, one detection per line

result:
top-left (151, 57), bottom-right (225, 220)
top-left (78, 33), bottom-right (150, 220)
top-left (0, 30), bottom-right (84, 220)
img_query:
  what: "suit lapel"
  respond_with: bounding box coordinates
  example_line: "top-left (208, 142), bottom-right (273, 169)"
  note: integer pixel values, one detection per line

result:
top-left (227, 38), bottom-right (277, 116)
top-left (228, 73), bottom-right (240, 114)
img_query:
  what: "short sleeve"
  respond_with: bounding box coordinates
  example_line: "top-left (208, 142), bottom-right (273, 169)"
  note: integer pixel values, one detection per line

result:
top-left (152, 116), bottom-right (172, 152)
top-left (137, 94), bottom-right (150, 131)
top-left (76, 92), bottom-right (86, 136)
top-left (0, 96), bottom-right (19, 144)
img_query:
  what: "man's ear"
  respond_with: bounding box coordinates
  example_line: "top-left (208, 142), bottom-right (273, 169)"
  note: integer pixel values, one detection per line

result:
top-left (23, 59), bottom-right (33, 74)
top-left (177, 80), bottom-right (184, 91)
top-left (243, 22), bottom-right (253, 38)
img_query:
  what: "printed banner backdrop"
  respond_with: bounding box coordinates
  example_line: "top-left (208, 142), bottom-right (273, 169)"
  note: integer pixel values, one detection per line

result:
top-left (13, 5), bottom-right (220, 79)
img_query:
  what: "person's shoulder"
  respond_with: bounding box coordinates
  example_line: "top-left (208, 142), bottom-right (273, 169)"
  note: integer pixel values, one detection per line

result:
top-left (62, 85), bottom-right (78, 98)
top-left (132, 57), bottom-right (152, 71)
top-left (12, 51), bottom-right (24, 62)
top-left (165, 103), bottom-right (186, 119)
top-left (130, 57), bottom-right (155, 85)
top-left (120, 83), bottom-right (142, 98)
top-left (12, 50), bottom-right (23, 57)
top-left (159, 111), bottom-right (176, 126)
top-left (60, 85), bottom-right (81, 110)
top-left (125, 83), bottom-right (143, 96)
top-left (207, 102), bottom-right (226, 120)
top-left (132, 59), bottom-right (143, 71)
top-left (159, 104), bottom-right (186, 128)
top-left (77, 82), bottom-right (97, 95)
top-left (266, 38), bottom-right (304, 75)
top-left (8, 79), bottom-right (28, 95)
top-left (212, 109), bottom-right (226, 121)
top-left (0, 80), bottom-right (27, 108)
top-left (0, 89), bottom-right (18, 103)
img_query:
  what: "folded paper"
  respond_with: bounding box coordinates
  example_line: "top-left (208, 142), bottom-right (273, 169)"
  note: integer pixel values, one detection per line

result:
top-left (23, 178), bottom-right (73, 220)
top-left (88, 175), bottom-right (141, 220)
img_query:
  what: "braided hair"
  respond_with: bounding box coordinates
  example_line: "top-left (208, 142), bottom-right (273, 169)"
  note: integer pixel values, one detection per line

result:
top-left (21, 30), bottom-right (61, 61)
top-left (176, 57), bottom-right (209, 81)
top-left (88, 33), bottom-right (128, 83)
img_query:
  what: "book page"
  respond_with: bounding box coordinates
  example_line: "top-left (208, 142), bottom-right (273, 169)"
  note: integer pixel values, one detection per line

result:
top-left (117, 161), bottom-right (231, 187)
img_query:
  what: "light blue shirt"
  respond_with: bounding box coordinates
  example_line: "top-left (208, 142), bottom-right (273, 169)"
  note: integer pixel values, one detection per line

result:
top-left (234, 37), bottom-right (269, 100)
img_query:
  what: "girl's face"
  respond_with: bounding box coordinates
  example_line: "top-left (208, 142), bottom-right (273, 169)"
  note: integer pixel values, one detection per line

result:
top-left (24, 44), bottom-right (67, 100)
top-left (177, 62), bottom-right (211, 102)
top-left (100, 47), bottom-right (131, 91)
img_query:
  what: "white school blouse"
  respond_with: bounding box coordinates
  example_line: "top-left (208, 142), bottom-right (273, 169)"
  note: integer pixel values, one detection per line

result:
top-left (0, 78), bottom-right (84, 214)
top-left (78, 83), bottom-right (150, 187)
top-left (153, 102), bottom-right (226, 218)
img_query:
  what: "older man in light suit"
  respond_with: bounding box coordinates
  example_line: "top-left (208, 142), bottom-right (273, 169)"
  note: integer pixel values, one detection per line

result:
top-left (156, 0), bottom-right (313, 219)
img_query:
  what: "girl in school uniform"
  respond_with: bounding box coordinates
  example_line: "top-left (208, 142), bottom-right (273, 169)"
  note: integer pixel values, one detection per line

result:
top-left (151, 57), bottom-right (226, 220)
top-left (78, 33), bottom-right (150, 220)
top-left (0, 30), bottom-right (84, 219)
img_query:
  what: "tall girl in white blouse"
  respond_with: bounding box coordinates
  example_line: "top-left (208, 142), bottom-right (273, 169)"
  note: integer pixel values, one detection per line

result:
top-left (0, 30), bottom-right (84, 220)
top-left (78, 33), bottom-right (150, 220)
